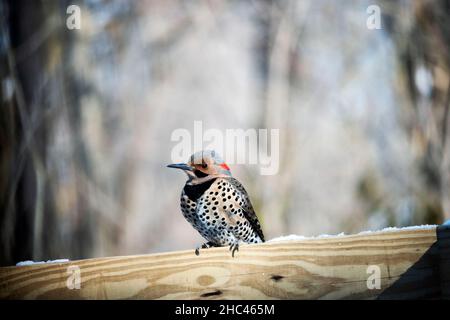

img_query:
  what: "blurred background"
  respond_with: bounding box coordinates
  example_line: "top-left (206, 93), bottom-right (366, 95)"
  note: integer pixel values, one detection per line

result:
top-left (0, 0), bottom-right (449, 266)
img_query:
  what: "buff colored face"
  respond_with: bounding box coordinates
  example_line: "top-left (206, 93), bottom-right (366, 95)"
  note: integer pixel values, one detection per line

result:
top-left (167, 151), bottom-right (231, 179)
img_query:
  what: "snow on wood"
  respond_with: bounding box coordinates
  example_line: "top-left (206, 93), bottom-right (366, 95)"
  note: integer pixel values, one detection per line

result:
top-left (268, 224), bottom-right (438, 243)
top-left (15, 259), bottom-right (70, 267)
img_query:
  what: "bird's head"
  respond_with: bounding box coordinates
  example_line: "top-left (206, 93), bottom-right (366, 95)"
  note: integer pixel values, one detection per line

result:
top-left (167, 150), bottom-right (232, 184)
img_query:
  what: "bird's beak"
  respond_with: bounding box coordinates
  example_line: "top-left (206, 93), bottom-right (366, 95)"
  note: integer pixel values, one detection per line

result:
top-left (167, 163), bottom-right (193, 171)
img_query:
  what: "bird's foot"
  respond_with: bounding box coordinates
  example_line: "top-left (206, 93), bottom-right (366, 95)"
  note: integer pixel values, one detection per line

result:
top-left (195, 242), bottom-right (215, 256)
top-left (229, 242), bottom-right (239, 258)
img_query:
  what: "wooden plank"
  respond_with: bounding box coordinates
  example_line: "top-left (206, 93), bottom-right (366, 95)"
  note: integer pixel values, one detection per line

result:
top-left (0, 226), bottom-right (444, 300)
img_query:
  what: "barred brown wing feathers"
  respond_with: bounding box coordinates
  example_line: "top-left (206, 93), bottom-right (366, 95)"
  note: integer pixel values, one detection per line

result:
top-left (228, 178), bottom-right (265, 242)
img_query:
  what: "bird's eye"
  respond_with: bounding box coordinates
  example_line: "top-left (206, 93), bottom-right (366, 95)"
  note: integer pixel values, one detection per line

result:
top-left (201, 163), bottom-right (208, 169)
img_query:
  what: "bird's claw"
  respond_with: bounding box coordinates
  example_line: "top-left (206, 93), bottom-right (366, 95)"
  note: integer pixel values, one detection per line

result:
top-left (229, 242), bottom-right (239, 258)
top-left (195, 242), bottom-right (214, 256)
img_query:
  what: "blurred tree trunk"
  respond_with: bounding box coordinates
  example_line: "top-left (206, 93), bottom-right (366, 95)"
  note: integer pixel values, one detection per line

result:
top-left (0, 0), bottom-right (46, 266)
top-left (0, 0), bottom-right (96, 266)
top-left (391, 0), bottom-right (450, 221)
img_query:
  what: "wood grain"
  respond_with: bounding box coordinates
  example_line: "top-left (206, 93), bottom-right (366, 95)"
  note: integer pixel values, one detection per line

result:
top-left (0, 226), bottom-right (447, 299)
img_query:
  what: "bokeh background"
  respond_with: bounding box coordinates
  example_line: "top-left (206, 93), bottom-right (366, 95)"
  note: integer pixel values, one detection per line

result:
top-left (1, 0), bottom-right (449, 266)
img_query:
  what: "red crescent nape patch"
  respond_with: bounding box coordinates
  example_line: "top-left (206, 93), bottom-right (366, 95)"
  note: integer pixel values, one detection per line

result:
top-left (220, 163), bottom-right (230, 171)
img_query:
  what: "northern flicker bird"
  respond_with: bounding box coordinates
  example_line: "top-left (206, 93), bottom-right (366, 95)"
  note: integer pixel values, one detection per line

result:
top-left (167, 150), bottom-right (265, 257)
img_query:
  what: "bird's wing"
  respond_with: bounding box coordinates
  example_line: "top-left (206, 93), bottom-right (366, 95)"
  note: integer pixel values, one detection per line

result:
top-left (226, 178), bottom-right (265, 242)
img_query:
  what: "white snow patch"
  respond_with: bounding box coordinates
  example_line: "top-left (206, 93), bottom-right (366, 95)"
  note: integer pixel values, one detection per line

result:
top-left (16, 259), bottom-right (70, 267)
top-left (268, 225), bottom-right (437, 243)
top-left (357, 224), bottom-right (437, 235)
top-left (268, 232), bottom-right (345, 243)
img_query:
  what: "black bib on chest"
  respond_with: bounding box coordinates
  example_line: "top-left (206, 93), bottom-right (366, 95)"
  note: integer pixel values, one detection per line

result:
top-left (184, 178), bottom-right (217, 202)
